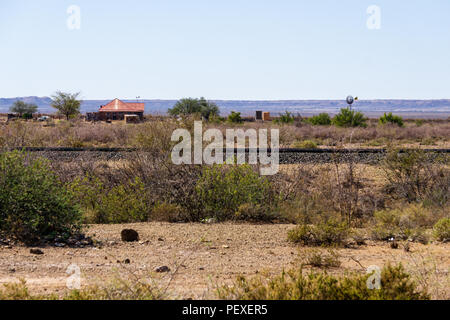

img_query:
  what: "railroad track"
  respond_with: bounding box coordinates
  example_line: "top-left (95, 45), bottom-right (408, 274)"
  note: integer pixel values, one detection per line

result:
top-left (4, 147), bottom-right (449, 164)
top-left (7, 147), bottom-right (450, 153)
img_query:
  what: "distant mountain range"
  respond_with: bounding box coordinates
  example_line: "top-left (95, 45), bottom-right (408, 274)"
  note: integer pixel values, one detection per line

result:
top-left (1, 96), bottom-right (450, 118)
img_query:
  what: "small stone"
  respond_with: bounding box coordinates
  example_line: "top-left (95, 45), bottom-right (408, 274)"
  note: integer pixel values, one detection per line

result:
top-left (124, 259), bottom-right (131, 264)
top-left (121, 229), bottom-right (139, 242)
top-left (30, 248), bottom-right (44, 255)
top-left (155, 266), bottom-right (170, 273)
top-left (222, 245), bottom-right (230, 249)
top-left (199, 267), bottom-right (205, 270)
top-left (158, 237), bottom-right (164, 242)
top-left (54, 242), bottom-right (66, 247)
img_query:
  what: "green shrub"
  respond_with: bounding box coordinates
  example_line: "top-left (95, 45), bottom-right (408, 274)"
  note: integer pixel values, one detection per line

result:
top-left (301, 248), bottom-right (341, 269)
top-left (332, 108), bottom-right (367, 127)
top-left (64, 277), bottom-right (166, 300)
top-left (0, 151), bottom-right (82, 244)
top-left (379, 113), bottom-right (404, 127)
top-left (227, 111), bottom-right (243, 123)
top-left (195, 164), bottom-right (273, 221)
top-left (217, 264), bottom-right (429, 300)
top-left (288, 219), bottom-right (350, 246)
top-left (371, 204), bottom-right (436, 242)
top-left (69, 175), bottom-right (151, 224)
top-left (0, 277), bottom-right (166, 300)
top-left (0, 280), bottom-right (54, 300)
top-left (273, 111), bottom-right (295, 124)
top-left (415, 119), bottom-right (424, 127)
top-left (291, 140), bottom-right (318, 149)
top-left (433, 218), bottom-right (450, 242)
top-left (308, 113), bottom-right (331, 126)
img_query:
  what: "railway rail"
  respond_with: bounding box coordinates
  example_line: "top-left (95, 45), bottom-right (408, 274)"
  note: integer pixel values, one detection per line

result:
top-left (4, 147), bottom-right (449, 164)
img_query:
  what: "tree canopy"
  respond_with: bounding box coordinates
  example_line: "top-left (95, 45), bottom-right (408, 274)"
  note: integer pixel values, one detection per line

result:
top-left (10, 101), bottom-right (38, 117)
top-left (168, 97), bottom-right (219, 120)
top-left (51, 91), bottom-right (82, 120)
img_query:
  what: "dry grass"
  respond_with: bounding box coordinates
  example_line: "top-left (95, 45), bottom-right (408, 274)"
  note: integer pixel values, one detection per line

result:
top-left (0, 118), bottom-right (449, 149)
top-left (0, 222), bottom-right (448, 299)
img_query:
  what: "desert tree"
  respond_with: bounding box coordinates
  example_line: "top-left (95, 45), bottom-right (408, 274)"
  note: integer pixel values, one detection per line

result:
top-left (51, 91), bottom-right (82, 120)
top-left (169, 97), bottom-right (219, 120)
top-left (10, 100), bottom-right (38, 118)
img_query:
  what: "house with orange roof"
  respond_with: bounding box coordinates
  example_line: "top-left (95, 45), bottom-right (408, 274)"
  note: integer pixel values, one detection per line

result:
top-left (87, 98), bottom-right (145, 122)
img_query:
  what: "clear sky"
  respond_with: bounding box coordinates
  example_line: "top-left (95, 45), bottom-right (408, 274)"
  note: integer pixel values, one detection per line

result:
top-left (1, 0), bottom-right (449, 100)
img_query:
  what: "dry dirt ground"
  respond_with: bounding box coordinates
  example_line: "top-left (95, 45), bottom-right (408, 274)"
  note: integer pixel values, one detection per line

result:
top-left (0, 222), bottom-right (449, 299)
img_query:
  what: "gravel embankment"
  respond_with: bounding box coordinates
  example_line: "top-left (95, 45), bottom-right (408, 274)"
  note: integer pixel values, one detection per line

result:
top-left (17, 148), bottom-right (449, 164)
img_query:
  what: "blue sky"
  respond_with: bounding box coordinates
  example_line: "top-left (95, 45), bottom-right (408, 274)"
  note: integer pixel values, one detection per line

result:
top-left (1, 0), bottom-right (449, 100)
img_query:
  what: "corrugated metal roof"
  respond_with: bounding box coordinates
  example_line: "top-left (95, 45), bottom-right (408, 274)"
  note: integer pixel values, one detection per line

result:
top-left (99, 99), bottom-right (145, 112)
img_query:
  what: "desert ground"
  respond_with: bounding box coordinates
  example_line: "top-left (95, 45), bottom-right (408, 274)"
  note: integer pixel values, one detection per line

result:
top-left (1, 116), bottom-right (449, 300)
top-left (1, 222), bottom-right (448, 299)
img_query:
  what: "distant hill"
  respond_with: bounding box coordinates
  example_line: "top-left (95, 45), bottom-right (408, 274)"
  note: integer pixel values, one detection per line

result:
top-left (1, 97), bottom-right (449, 118)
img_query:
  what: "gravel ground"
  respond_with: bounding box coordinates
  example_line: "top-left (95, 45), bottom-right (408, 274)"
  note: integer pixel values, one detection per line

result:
top-left (1, 222), bottom-right (448, 299)
top-left (20, 149), bottom-right (450, 164)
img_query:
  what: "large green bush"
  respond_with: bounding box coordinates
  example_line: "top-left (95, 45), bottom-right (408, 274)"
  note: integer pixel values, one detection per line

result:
top-left (433, 218), bottom-right (450, 242)
top-left (227, 111), bottom-right (243, 123)
top-left (217, 264), bottom-right (429, 300)
top-left (379, 112), bottom-right (404, 127)
top-left (308, 113), bottom-right (332, 126)
top-left (69, 175), bottom-right (151, 224)
top-left (0, 151), bottom-right (82, 243)
top-left (195, 164), bottom-right (274, 221)
top-left (332, 108), bottom-right (367, 127)
top-left (168, 97), bottom-right (219, 120)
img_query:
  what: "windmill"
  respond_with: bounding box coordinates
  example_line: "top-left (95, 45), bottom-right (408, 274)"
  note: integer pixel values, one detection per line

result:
top-left (346, 95), bottom-right (358, 110)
